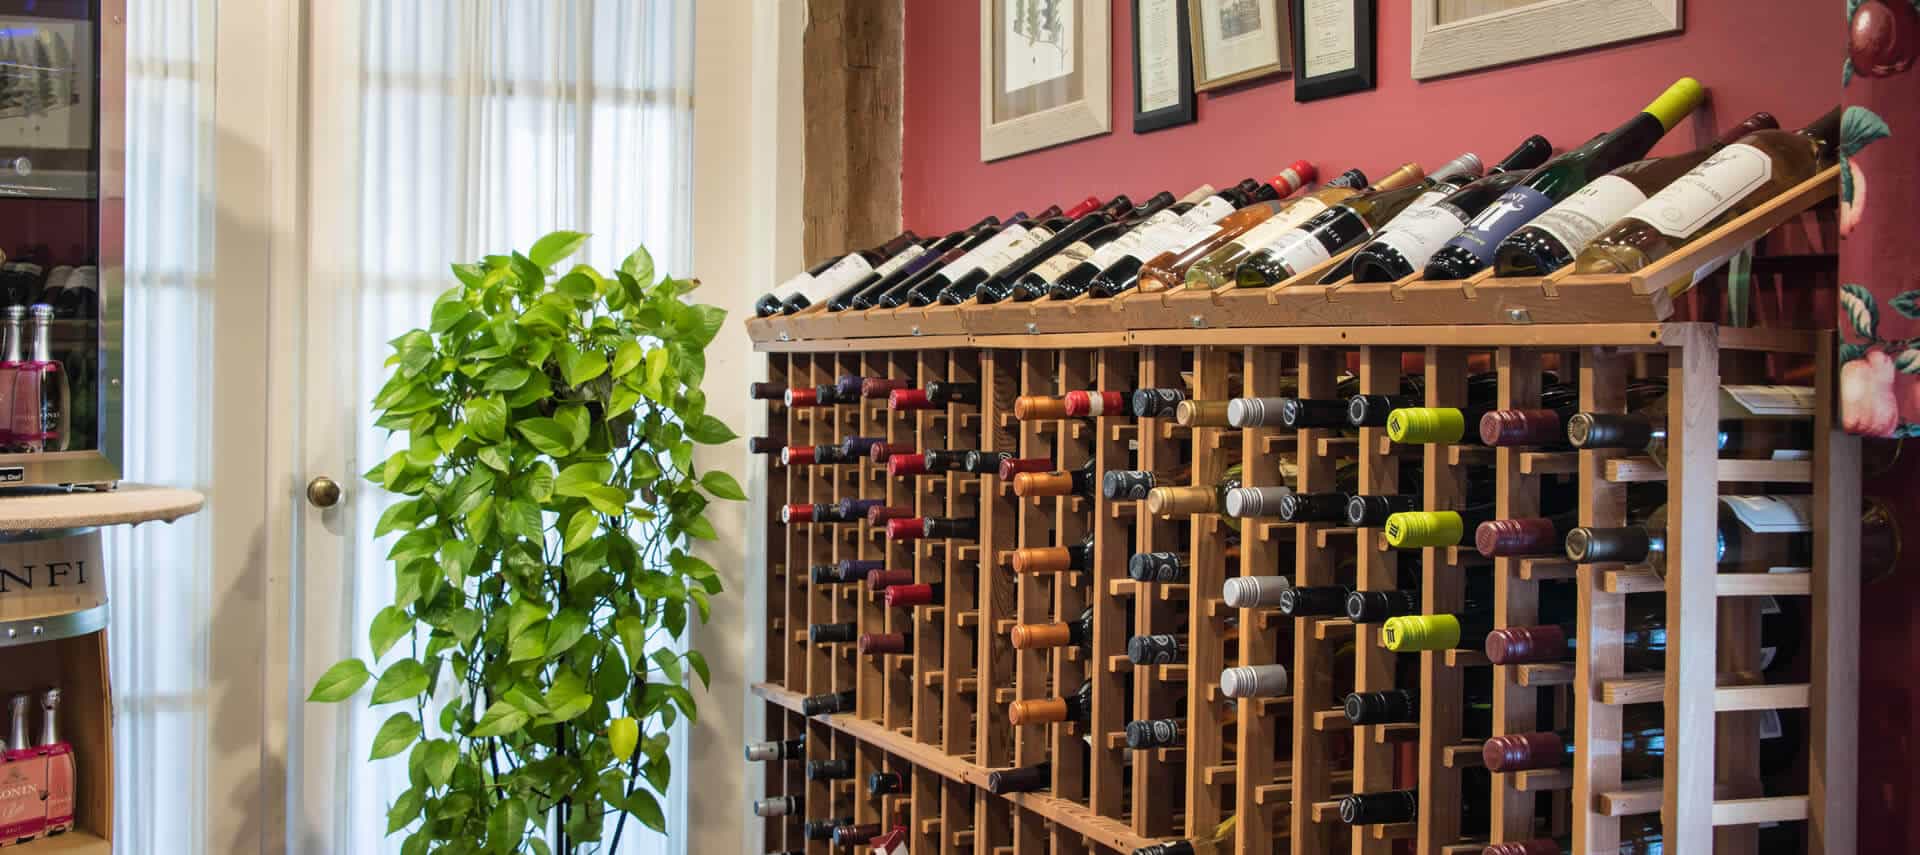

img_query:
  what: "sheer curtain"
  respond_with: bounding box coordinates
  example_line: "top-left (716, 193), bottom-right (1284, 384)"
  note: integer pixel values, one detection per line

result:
top-left (298, 1), bottom-right (697, 852)
top-left (108, 0), bottom-right (218, 849)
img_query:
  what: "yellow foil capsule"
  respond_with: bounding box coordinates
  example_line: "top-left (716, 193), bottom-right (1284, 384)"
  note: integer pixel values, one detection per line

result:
top-left (1380, 614), bottom-right (1463, 652)
top-left (1385, 407), bottom-right (1468, 444)
top-left (1383, 510), bottom-right (1464, 549)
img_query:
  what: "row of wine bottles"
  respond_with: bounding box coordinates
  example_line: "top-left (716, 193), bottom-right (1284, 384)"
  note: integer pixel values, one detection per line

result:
top-left (756, 77), bottom-right (1845, 317)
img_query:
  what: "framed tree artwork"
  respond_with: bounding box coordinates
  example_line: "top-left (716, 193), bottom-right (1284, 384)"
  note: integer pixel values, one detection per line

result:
top-left (1188, 0), bottom-right (1292, 91)
top-left (1291, 0), bottom-right (1374, 101)
top-left (981, 0), bottom-right (1113, 161)
top-left (1133, 0), bottom-right (1197, 132)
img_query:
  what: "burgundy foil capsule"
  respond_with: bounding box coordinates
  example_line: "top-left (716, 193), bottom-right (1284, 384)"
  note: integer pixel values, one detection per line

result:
top-left (858, 633), bottom-right (911, 655)
top-left (864, 569), bottom-right (916, 589)
top-left (861, 377), bottom-right (907, 399)
top-left (780, 504), bottom-right (816, 524)
top-left (1481, 731), bottom-right (1568, 772)
top-left (781, 446), bottom-right (816, 466)
top-left (887, 453), bottom-right (929, 477)
top-left (886, 518), bottom-right (929, 540)
top-left (869, 442), bottom-right (913, 463)
top-left (885, 583), bottom-right (939, 608)
top-left (889, 389), bottom-right (934, 410)
top-left (784, 387), bottom-right (820, 407)
top-left (748, 382), bottom-right (784, 401)
top-left (867, 505), bottom-right (913, 525)
top-left (1484, 624), bottom-right (1570, 665)
top-left (1479, 408), bottom-right (1566, 447)
top-left (1063, 390), bottom-right (1126, 417)
top-left (996, 457), bottom-right (1054, 480)
top-left (1481, 843), bottom-right (1565, 855)
top-left (1475, 517), bottom-right (1563, 558)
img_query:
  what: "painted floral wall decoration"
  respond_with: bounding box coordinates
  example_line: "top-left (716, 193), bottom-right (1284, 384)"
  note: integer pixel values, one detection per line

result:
top-left (1839, 0), bottom-right (1920, 437)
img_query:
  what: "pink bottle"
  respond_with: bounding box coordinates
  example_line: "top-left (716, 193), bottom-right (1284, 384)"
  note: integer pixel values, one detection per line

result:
top-left (0, 305), bottom-right (24, 450)
top-left (39, 689), bottom-right (72, 835)
top-left (11, 305), bottom-right (68, 454)
top-left (0, 694), bottom-right (46, 842)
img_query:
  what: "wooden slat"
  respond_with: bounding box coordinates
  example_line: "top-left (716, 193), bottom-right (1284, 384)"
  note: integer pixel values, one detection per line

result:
top-left (1810, 329), bottom-right (1861, 855)
top-left (1663, 326), bottom-right (1718, 852)
top-left (1603, 456), bottom-right (1812, 483)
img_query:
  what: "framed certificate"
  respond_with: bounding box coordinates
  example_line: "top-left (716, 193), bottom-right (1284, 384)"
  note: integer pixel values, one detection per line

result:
top-left (981, 0), bottom-right (1113, 161)
top-left (1188, 0), bottom-right (1291, 92)
top-left (1132, 0), bottom-right (1196, 132)
top-left (1290, 0), bottom-right (1373, 101)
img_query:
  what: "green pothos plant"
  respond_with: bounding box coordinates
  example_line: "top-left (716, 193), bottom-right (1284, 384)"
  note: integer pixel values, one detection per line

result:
top-left (307, 231), bottom-right (742, 854)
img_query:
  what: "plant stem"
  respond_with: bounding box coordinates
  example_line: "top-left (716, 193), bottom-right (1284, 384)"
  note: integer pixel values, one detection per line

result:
top-left (606, 752), bottom-right (642, 853)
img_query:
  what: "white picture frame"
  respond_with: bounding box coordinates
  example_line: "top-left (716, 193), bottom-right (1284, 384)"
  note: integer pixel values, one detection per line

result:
top-left (980, 0), bottom-right (1112, 162)
top-left (1411, 0), bottom-right (1682, 80)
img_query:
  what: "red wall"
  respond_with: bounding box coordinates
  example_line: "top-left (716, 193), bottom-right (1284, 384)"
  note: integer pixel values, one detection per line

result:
top-left (903, 0), bottom-right (1840, 235)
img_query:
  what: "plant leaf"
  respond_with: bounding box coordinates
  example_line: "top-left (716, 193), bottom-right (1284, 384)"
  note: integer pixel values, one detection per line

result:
top-left (470, 701), bottom-right (530, 738)
top-left (1895, 348), bottom-right (1920, 375)
top-left (308, 658), bottom-right (371, 702)
top-left (466, 396), bottom-right (507, 441)
top-left (429, 301), bottom-right (473, 334)
top-left (685, 650), bottom-right (711, 688)
top-left (1842, 284), bottom-right (1880, 340)
top-left (582, 484), bottom-right (631, 516)
top-left (422, 740), bottom-right (458, 788)
top-left (508, 625), bottom-right (549, 663)
top-left (371, 712), bottom-right (423, 760)
top-left (488, 796), bottom-right (529, 854)
top-left (556, 404), bottom-right (591, 449)
top-left (387, 787), bottom-right (424, 834)
top-left (1841, 105), bottom-right (1892, 159)
top-left (514, 418), bottom-right (574, 457)
top-left (544, 670), bottom-right (592, 722)
top-left (613, 341), bottom-right (645, 378)
top-left (529, 231), bottom-right (591, 269)
top-left (482, 364), bottom-right (531, 391)
top-left (625, 789), bottom-right (666, 833)
top-left (684, 414), bottom-right (737, 445)
top-left (699, 470), bottom-right (746, 501)
top-left (372, 658), bottom-right (432, 704)
top-left (563, 511), bottom-right (599, 552)
top-left (621, 245), bottom-right (656, 287)
top-left (1892, 290), bottom-right (1920, 320)
top-left (369, 607), bottom-right (412, 661)
top-left (555, 461), bottom-right (613, 497)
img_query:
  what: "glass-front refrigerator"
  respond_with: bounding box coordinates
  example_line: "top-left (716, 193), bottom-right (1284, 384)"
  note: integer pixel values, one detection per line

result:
top-left (0, 0), bottom-right (120, 487)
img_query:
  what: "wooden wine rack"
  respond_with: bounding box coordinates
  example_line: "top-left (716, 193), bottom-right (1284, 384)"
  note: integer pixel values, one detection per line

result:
top-left (745, 169), bottom-right (1859, 855)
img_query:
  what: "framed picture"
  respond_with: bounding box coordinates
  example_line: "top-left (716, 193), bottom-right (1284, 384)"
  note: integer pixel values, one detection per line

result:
top-left (980, 0), bottom-right (1113, 161)
top-left (1132, 0), bottom-right (1196, 132)
top-left (1291, 0), bottom-right (1373, 101)
top-left (1411, 0), bottom-right (1682, 80)
top-left (1188, 0), bottom-right (1291, 92)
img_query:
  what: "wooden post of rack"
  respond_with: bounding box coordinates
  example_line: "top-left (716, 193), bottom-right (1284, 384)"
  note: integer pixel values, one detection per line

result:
top-left (977, 347), bottom-right (1020, 855)
top-left (1237, 344), bottom-right (1291, 855)
top-left (1133, 346), bottom-right (1184, 839)
top-left (1052, 350), bottom-right (1095, 821)
top-left (1490, 345), bottom-right (1545, 844)
top-left (1089, 347), bottom-right (1135, 821)
top-left (910, 350), bottom-right (948, 855)
top-left (1419, 346), bottom-right (1468, 853)
top-left (1292, 344), bottom-right (1341, 855)
top-left (1810, 329), bottom-right (1859, 855)
top-left (856, 351), bottom-right (888, 724)
top-left (1350, 345), bottom-right (1401, 855)
top-left (1574, 347), bottom-right (1629, 853)
top-left (1664, 327), bottom-right (1719, 853)
top-left (1013, 349), bottom-right (1054, 855)
top-left (884, 352), bottom-right (916, 738)
top-left (1185, 346), bottom-right (1233, 840)
top-left (945, 349), bottom-right (983, 763)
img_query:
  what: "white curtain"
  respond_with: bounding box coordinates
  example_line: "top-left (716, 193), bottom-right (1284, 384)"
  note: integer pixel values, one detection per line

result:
top-left (299, 1), bottom-right (697, 853)
top-left (107, 0), bottom-right (218, 849)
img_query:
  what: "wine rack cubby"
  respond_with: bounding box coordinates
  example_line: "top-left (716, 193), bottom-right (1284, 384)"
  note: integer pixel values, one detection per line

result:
top-left (744, 173), bottom-right (1861, 855)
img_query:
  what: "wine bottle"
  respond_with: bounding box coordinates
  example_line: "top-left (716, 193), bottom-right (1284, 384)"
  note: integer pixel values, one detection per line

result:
top-left (885, 516), bottom-right (980, 541)
top-left (1278, 585), bottom-right (1350, 618)
top-left (864, 569), bottom-right (914, 589)
top-left (866, 505), bottom-right (913, 525)
top-left (745, 735), bottom-right (805, 762)
top-left (1272, 492), bottom-right (1350, 523)
top-left (1346, 493), bottom-right (1419, 527)
top-left (1481, 815), bottom-right (1666, 855)
top-left (1047, 183), bottom-right (1239, 300)
top-left (985, 761), bottom-right (1052, 795)
top-left (888, 380), bottom-right (982, 410)
top-left (1566, 495), bottom-right (1816, 578)
top-left (861, 376), bottom-right (911, 400)
top-left (1423, 78), bottom-right (1705, 280)
top-left (1010, 536), bottom-right (1096, 574)
top-left (946, 197), bottom-right (1133, 305)
top-left (1475, 512), bottom-right (1580, 558)
top-left (808, 622), bottom-right (858, 644)
top-left (892, 203), bottom-right (1084, 307)
top-left (831, 824), bottom-right (882, 846)
top-left (858, 632), bottom-right (913, 656)
top-left (1075, 178), bottom-right (1288, 300)
top-left (1577, 106), bottom-right (1843, 277)
top-left (814, 559), bottom-right (883, 585)
top-left (1064, 389), bottom-right (1131, 418)
top-left (1176, 165), bottom-right (1416, 290)
top-left (1346, 667), bottom-right (1493, 733)
top-left (1128, 551), bottom-right (1189, 583)
top-left (800, 690), bottom-right (856, 717)
top-left (1345, 589), bottom-right (1422, 624)
top-left (997, 192), bottom-right (1177, 302)
top-left (868, 772), bottom-right (908, 795)
top-left (1484, 593), bottom-right (1669, 670)
top-left (1222, 575), bottom-right (1292, 608)
top-left (802, 817), bottom-right (853, 841)
top-left (1014, 459), bottom-right (1097, 497)
top-left (1011, 606), bottom-right (1094, 653)
top-left (1144, 464), bottom-right (1244, 516)
top-left (1131, 387), bottom-right (1188, 417)
top-left (1384, 508), bottom-right (1495, 549)
top-left (1348, 135), bottom-right (1557, 282)
top-left (756, 256), bottom-right (842, 317)
top-left (1482, 704), bottom-right (1665, 777)
top-left (1340, 790), bottom-right (1417, 825)
top-left (804, 758), bottom-right (854, 781)
top-left (1133, 168), bottom-right (1364, 294)
top-left (1223, 486), bottom-right (1297, 519)
top-left (1381, 612), bottom-right (1493, 652)
top-left (752, 795), bottom-right (804, 817)
top-left (885, 583), bottom-right (943, 609)
top-left (996, 456), bottom-right (1055, 479)
top-left (1132, 816), bottom-right (1237, 855)
top-left (1173, 399), bottom-right (1233, 428)
top-left (1565, 383), bottom-right (1815, 467)
top-left (1495, 112), bottom-right (1779, 277)
top-left (834, 216), bottom-right (1001, 310)
top-left (778, 231), bottom-right (921, 315)
top-left (1009, 679), bottom-right (1094, 725)
top-left (1233, 156), bottom-right (1488, 288)
top-left (779, 444), bottom-right (854, 466)
top-left (1219, 664), bottom-right (1290, 698)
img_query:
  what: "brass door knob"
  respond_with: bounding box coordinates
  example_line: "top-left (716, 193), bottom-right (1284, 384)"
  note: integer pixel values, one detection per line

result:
top-left (306, 476), bottom-right (343, 508)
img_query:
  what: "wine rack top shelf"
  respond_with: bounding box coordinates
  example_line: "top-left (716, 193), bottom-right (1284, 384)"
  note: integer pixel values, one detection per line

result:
top-left (0, 483), bottom-right (206, 532)
top-left (746, 166), bottom-right (1837, 349)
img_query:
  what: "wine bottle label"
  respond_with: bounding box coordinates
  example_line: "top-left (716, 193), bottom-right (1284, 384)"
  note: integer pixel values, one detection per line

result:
top-left (1181, 195), bottom-right (1238, 226)
top-left (1720, 384), bottom-right (1815, 418)
top-left (1367, 204), bottom-right (1471, 272)
top-left (1032, 240), bottom-right (1098, 282)
top-left (1720, 495), bottom-right (1813, 534)
top-left (1234, 198), bottom-right (1330, 254)
top-left (769, 271), bottom-right (813, 300)
top-left (1759, 708), bottom-right (1784, 740)
top-left (871, 244), bottom-right (927, 277)
top-left (1442, 186), bottom-right (1558, 267)
top-left (933, 225), bottom-right (1027, 282)
top-left (1402, 188), bottom-right (1454, 214)
top-left (1268, 210), bottom-right (1369, 277)
top-left (1089, 210), bottom-right (1183, 268)
top-left (979, 227), bottom-right (1056, 276)
top-left (806, 253), bottom-right (875, 297)
top-left (1522, 175), bottom-right (1650, 256)
top-left (1632, 143), bottom-right (1774, 239)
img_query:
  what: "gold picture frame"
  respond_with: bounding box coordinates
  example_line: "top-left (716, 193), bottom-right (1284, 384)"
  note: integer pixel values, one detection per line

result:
top-left (1411, 0), bottom-right (1683, 79)
top-left (980, 0), bottom-right (1112, 161)
top-left (1189, 0), bottom-right (1292, 92)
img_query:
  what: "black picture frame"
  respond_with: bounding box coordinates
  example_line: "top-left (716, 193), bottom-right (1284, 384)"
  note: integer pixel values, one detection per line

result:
top-left (1132, 0), bottom-right (1197, 133)
top-left (1290, 0), bottom-right (1374, 102)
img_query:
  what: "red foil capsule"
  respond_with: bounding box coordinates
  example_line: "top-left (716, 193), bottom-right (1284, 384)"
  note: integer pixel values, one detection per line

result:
top-left (1479, 408), bottom-right (1566, 447)
top-left (785, 387), bottom-right (820, 407)
top-left (861, 377), bottom-right (908, 399)
top-left (858, 633), bottom-right (912, 655)
top-left (1064, 196), bottom-right (1102, 217)
top-left (1484, 624), bottom-right (1570, 665)
top-left (864, 569), bottom-right (916, 589)
top-left (779, 504), bottom-right (815, 524)
top-left (889, 389), bottom-right (934, 410)
top-left (1063, 390), bottom-right (1125, 418)
top-left (1481, 731), bottom-right (1568, 773)
top-left (867, 505), bottom-right (913, 525)
top-left (885, 518), bottom-right (928, 540)
top-left (996, 457), bottom-right (1054, 480)
top-left (887, 453), bottom-right (929, 477)
top-left (869, 442), bottom-right (913, 463)
top-left (1475, 517), bottom-right (1562, 558)
top-left (781, 446), bottom-right (816, 466)
top-left (885, 583), bottom-right (939, 608)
